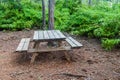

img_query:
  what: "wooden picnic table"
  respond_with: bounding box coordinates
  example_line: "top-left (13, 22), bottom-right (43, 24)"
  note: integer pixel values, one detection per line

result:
top-left (16, 30), bottom-right (83, 63)
top-left (32, 30), bottom-right (66, 49)
top-left (30, 30), bottom-right (70, 63)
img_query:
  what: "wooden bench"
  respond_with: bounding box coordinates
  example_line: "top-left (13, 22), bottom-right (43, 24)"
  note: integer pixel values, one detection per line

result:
top-left (66, 37), bottom-right (83, 48)
top-left (16, 38), bottom-right (30, 52)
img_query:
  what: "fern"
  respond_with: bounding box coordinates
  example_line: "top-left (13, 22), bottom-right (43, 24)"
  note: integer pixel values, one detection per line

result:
top-left (102, 39), bottom-right (120, 50)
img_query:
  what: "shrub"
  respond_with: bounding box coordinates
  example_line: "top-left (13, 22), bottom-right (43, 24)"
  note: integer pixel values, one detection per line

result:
top-left (102, 39), bottom-right (120, 50)
top-left (0, 0), bottom-right (42, 30)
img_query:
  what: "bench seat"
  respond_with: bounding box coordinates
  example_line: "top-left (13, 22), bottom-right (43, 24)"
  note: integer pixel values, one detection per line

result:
top-left (66, 37), bottom-right (83, 49)
top-left (16, 38), bottom-right (30, 52)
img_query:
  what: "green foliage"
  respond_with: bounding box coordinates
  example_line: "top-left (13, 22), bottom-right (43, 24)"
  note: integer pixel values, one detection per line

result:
top-left (102, 39), bottom-right (120, 50)
top-left (55, 8), bottom-right (70, 31)
top-left (0, 0), bottom-right (42, 30)
top-left (55, 0), bottom-right (120, 50)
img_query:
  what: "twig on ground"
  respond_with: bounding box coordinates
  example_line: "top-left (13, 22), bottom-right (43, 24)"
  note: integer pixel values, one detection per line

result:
top-left (9, 70), bottom-right (31, 77)
top-left (53, 73), bottom-right (87, 78)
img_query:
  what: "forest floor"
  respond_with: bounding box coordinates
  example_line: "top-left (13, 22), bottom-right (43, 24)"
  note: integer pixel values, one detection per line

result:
top-left (0, 30), bottom-right (120, 80)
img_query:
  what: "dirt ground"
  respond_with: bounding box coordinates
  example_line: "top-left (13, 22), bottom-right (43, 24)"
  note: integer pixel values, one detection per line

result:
top-left (0, 30), bottom-right (120, 80)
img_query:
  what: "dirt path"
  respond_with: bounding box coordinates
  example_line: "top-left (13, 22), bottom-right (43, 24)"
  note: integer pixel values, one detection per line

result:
top-left (0, 30), bottom-right (120, 80)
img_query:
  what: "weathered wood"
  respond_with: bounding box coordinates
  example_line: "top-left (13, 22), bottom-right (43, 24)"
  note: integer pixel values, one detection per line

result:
top-left (63, 32), bottom-right (70, 37)
top-left (16, 46), bottom-right (23, 52)
top-left (64, 51), bottom-right (71, 61)
top-left (66, 38), bottom-right (76, 48)
top-left (43, 30), bottom-right (49, 39)
top-left (16, 41), bottom-right (24, 51)
top-left (55, 30), bottom-right (66, 38)
top-left (33, 31), bottom-right (39, 40)
top-left (33, 30), bottom-right (66, 41)
top-left (47, 30), bottom-right (55, 39)
top-left (51, 30), bottom-right (60, 38)
top-left (16, 38), bottom-right (30, 52)
top-left (16, 39), bottom-right (25, 51)
top-left (28, 46), bottom-right (71, 53)
top-left (58, 41), bottom-right (62, 47)
top-left (38, 30), bottom-right (44, 40)
top-left (33, 41), bottom-right (40, 49)
top-left (30, 53), bottom-right (38, 64)
top-left (20, 39), bottom-right (26, 43)
top-left (68, 37), bottom-right (83, 47)
top-left (22, 38), bottom-right (31, 51)
top-left (66, 37), bottom-right (83, 48)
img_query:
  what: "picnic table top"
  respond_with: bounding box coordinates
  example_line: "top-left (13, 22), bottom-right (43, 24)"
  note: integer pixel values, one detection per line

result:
top-left (33, 30), bottom-right (66, 41)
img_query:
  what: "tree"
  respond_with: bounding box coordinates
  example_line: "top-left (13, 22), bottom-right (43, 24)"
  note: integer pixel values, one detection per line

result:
top-left (48, 0), bottom-right (54, 30)
top-left (88, 0), bottom-right (92, 6)
top-left (42, 0), bottom-right (46, 30)
top-left (96, 0), bottom-right (100, 5)
top-left (115, 0), bottom-right (119, 4)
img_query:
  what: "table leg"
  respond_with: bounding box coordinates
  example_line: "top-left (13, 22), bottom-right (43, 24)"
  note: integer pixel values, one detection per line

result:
top-left (58, 41), bottom-right (62, 47)
top-left (64, 51), bottom-right (71, 61)
top-left (31, 41), bottom-right (40, 63)
top-left (33, 41), bottom-right (40, 49)
top-left (30, 53), bottom-right (38, 64)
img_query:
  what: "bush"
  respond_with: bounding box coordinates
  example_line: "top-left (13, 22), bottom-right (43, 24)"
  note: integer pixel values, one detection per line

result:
top-left (55, 1), bottom-right (120, 50)
top-left (0, 0), bottom-right (42, 30)
top-left (102, 39), bottom-right (120, 50)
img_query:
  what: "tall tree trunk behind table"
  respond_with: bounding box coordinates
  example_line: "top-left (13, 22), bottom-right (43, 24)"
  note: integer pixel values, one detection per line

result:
top-left (88, 0), bottom-right (92, 6)
top-left (42, 0), bottom-right (46, 30)
top-left (48, 0), bottom-right (57, 46)
top-left (115, 0), bottom-right (119, 4)
top-left (48, 0), bottom-right (54, 30)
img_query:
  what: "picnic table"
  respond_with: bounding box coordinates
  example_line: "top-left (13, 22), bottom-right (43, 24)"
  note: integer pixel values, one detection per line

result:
top-left (33, 30), bottom-right (66, 49)
top-left (16, 30), bottom-right (83, 63)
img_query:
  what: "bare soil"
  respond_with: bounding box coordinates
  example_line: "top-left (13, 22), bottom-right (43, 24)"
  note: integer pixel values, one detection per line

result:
top-left (0, 30), bottom-right (120, 80)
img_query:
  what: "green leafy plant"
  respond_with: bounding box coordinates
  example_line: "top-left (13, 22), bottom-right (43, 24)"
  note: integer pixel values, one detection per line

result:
top-left (102, 39), bottom-right (120, 50)
top-left (0, 0), bottom-right (42, 30)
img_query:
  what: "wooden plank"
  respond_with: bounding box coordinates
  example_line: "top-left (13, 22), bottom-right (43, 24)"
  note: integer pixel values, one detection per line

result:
top-left (16, 38), bottom-right (26, 51)
top-left (51, 30), bottom-right (60, 39)
top-left (38, 30), bottom-right (44, 40)
top-left (47, 30), bottom-right (55, 39)
top-left (33, 31), bottom-right (39, 40)
top-left (55, 30), bottom-right (66, 38)
top-left (22, 38), bottom-right (30, 51)
top-left (20, 38), bottom-right (26, 43)
top-left (33, 30), bottom-right (66, 41)
top-left (64, 51), bottom-right (71, 61)
top-left (16, 46), bottom-right (23, 51)
top-left (66, 38), bottom-right (77, 48)
top-left (30, 53), bottom-right (38, 64)
top-left (16, 38), bottom-right (30, 52)
top-left (43, 30), bottom-right (49, 39)
top-left (28, 46), bottom-right (71, 53)
top-left (68, 37), bottom-right (83, 47)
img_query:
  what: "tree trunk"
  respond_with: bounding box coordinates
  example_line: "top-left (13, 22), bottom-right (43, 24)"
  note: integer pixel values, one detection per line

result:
top-left (42, 0), bottom-right (46, 30)
top-left (88, 0), bottom-right (92, 6)
top-left (96, 0), bottom-right (99, 5)
top-left (48, 0), bottom-right (56, 46)
top-left (48, 0), bottom-right (54, 30)
top-left (115, 0), bottom-right (119, 4)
